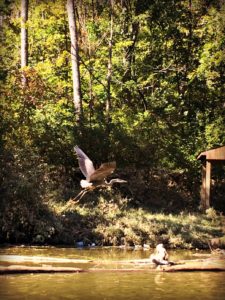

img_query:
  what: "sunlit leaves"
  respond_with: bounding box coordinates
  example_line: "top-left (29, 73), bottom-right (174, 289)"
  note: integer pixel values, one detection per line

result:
top-left (1, 0), bottom-right (225, 172)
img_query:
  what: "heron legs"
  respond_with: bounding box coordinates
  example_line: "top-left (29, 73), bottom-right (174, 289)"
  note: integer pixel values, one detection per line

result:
top-left (66, 188), bottom-right (91, 206)
top-left (60, 188), bottom-right (94, 213)
top-left (72, 188), bottom-right (89, 202)
top-left (60, 189), bottom-right (88, 212)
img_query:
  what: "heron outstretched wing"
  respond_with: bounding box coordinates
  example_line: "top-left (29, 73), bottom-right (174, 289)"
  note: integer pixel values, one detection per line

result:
top-left (74, 146), bottom-right (95, 180)
top-left (90, 162), bottom-right (116, 182)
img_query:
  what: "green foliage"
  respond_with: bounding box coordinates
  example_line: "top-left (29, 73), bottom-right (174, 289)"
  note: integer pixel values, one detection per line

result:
top-left (0, 0), bottom-right (225, 245)
top-left (56, 196), bottom-right (224, 249)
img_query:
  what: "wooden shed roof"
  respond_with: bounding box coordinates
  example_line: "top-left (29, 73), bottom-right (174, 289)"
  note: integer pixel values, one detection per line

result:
top-left (197, 145), bottom-right (225, 161)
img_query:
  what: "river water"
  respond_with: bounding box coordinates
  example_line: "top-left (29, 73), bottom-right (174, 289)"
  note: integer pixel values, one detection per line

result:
top-left (0, 246), bottom-right (225, 300)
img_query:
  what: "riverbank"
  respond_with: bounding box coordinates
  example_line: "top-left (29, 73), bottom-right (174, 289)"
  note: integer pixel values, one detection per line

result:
top-left (52, 197), bottom-right (225, 249)
top-left (0, 182), bottom-right (225, 249)
top-left (1, 162), bottom-right (225, 249)
top-left (3, 193), bottom-right (223, 249)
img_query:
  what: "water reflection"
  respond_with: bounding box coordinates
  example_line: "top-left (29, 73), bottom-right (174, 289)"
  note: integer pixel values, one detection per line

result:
top-left (154, 273), bottom-right (166, 285)
top-left (2, 272), bottom-right (225, 300)
top-left (0, 246), bottom-right (224, 300)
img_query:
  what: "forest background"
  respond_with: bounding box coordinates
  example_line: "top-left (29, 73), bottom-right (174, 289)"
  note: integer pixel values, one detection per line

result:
top-left (0, 0), bottom-right (225, 248)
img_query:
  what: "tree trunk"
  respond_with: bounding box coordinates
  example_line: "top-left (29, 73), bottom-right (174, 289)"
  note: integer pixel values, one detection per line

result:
top-left (121, 0), bottom-right (139, 104)
top-left (66, 0), bottom-right (82, 124)
top-left (21, 0), bottom-right (29, 86)
top-left (106, 0), bottom-right (113, 128)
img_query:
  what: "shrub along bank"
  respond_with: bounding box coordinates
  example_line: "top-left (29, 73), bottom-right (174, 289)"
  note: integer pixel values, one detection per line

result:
top-left (1, 186), bottom-right (224, 250)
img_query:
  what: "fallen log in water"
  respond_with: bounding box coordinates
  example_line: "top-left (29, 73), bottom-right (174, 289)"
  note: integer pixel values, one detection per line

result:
top-left (160, 259), bottom-right (225, 272)
top-left (1, 254), bottom-right (225, 274)
top-left (0, 255), bottom-right (153, 265)
top-left (0, 260), bottom-right (225, 274)
top-left (0, 265), bottom-right (84, 274)
top-left (0, 255), bottom-right (93, 264)
top-left (1, 263), bottom-right (225, 274)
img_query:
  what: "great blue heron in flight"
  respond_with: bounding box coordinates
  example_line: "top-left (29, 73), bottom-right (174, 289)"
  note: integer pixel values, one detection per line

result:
top-left (71, 145), bottom-right (127, 202)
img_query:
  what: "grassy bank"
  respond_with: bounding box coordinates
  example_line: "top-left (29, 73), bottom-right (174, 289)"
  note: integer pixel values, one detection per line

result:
top-left (44, 193), bottom-right (224, 250)
top-left (1, 168), bottom-right (224, 249)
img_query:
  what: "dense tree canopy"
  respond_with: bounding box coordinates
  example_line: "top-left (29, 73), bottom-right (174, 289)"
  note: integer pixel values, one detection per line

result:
top-left (0, 0), bottom-right (224, 244)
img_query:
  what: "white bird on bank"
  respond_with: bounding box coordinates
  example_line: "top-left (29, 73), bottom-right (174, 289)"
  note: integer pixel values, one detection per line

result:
top-left (150, 244), bottom-right (173, 265)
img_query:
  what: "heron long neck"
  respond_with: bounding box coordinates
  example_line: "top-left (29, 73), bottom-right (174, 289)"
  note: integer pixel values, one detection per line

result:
top-left (110, 178), bottom-right (127, 184)
top-left (105, 179), bottom-right (120, 186)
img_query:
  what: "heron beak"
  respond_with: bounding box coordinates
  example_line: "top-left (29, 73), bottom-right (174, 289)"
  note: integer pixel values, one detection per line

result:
top-left (119, 179), bottom-right (127, 183)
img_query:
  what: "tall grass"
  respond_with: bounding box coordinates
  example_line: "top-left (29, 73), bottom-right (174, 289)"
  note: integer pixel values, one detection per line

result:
top-left (56, 194), bottom-right (224, 249)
